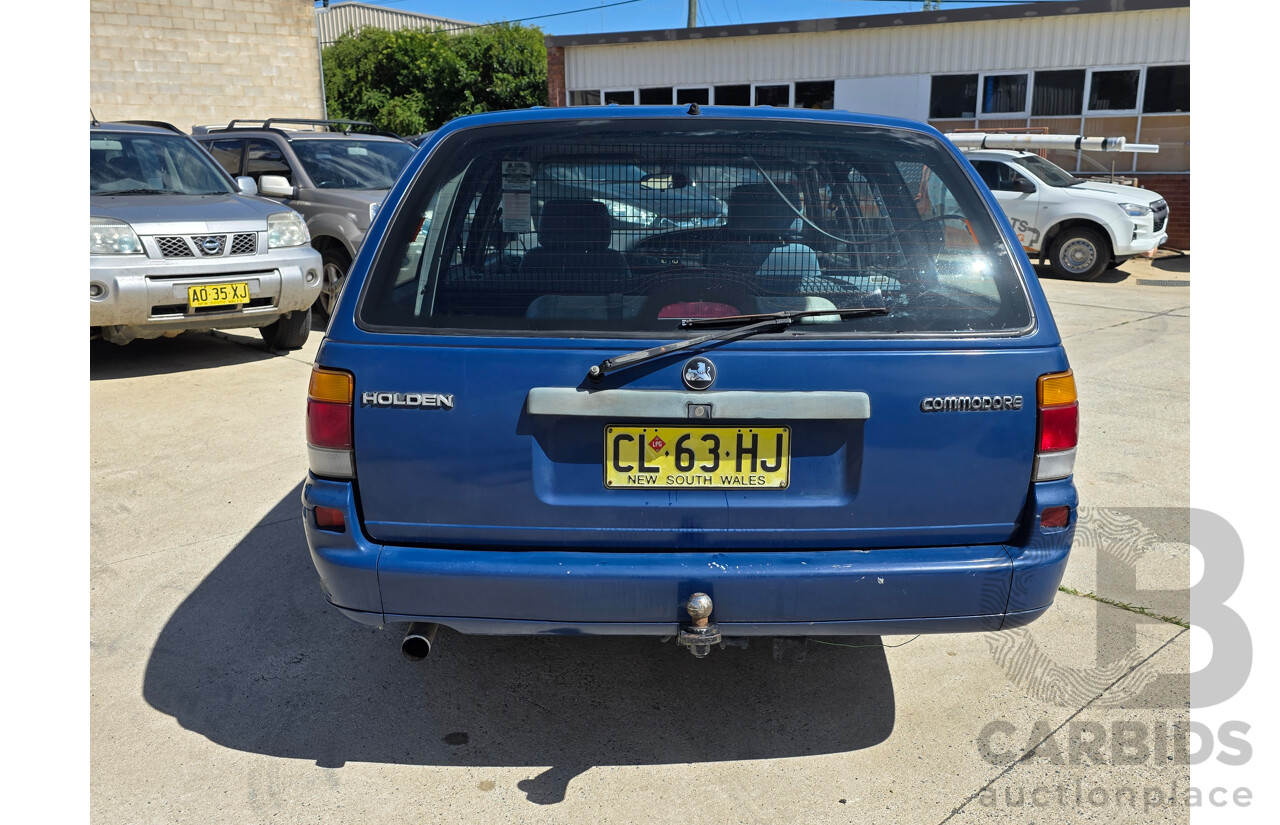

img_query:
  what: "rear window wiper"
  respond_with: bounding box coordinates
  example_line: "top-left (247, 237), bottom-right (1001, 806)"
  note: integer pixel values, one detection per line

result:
top-left (588, 306), bottom-right (889, 381)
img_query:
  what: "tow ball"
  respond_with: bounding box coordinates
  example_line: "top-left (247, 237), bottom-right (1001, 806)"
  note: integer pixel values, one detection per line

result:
top-left (677, 592), bottom-right (722, 658)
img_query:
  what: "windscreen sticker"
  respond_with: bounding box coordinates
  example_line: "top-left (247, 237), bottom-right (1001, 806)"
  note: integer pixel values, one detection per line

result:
top-left (502, 192), bottom-right (532, 232)
top-left (502, 161), bottom-right (531, 192)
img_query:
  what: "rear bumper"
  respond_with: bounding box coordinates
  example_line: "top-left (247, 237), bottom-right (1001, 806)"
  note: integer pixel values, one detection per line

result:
top-left (302, 474), bottom-right (1075, 635)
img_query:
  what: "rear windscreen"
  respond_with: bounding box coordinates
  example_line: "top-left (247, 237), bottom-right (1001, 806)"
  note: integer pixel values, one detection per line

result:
top-left (359, 119), bottom-right (1033, 336)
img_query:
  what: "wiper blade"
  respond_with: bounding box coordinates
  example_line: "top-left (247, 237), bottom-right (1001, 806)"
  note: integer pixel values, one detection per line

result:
top-left (95, 188), bottom-right (167, 195)
top-left (99, 188), bottom-right (207, 196)
top-left (587, 306), bottom-right (889, 381)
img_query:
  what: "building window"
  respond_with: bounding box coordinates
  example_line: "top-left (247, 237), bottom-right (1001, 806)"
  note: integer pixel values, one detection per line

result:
top-left (1088, 70), bottom-right (1139, 111)
top-left (1143, 65), bottom-right (1189, 113)
top-left (930, 74), bottom-right (978, 118)
top-left (1032, 70), bottom-right (1085, 117)
top-left (603, 89), bottom-right (636, 105)
top-left (753, 84), bottom-right (790, 107)
top-left (794, 81), bottom-right (835, 110)
top-left (676, 87), bottom-right (710, 105)
top-left (714, 84), bottom-right (751, 106)
top-left (639, 87), bottom-right (673, 105)
top-left (981, 74), bottom-right (1027, 115)
top-left (568, 90), bottom-right (601, 106)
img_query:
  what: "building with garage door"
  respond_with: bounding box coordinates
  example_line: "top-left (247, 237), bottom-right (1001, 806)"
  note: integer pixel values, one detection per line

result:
top-left (546, 0), bottom-right (1190, 248)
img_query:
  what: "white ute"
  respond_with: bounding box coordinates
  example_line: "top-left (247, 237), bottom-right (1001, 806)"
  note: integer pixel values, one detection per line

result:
top-left (948, 133), bottom-right (1169, 281)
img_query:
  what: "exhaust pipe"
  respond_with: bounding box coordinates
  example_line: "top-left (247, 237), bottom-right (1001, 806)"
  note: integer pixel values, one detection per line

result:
top-left (401, 622), bottom-right (439, 661)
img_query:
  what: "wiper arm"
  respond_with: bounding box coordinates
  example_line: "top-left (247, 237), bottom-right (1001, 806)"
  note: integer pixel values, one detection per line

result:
top-left (587, 306), bottom-right (889, 381)
top-left (679, 306), bottom-right (887, 329)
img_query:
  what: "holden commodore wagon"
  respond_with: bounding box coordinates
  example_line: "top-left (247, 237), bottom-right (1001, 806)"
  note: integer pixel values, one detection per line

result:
top-left (301, 105), bottom-right (1079, 659)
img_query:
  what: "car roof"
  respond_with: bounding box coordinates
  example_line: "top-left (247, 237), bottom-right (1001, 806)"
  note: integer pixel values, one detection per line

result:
top-left (278, 131), bottom-right (406, 142)
top-left (421, 104), bottom-right (947, 146)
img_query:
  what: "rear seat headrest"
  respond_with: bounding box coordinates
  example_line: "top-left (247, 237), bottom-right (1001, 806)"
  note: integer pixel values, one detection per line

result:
top-left (537, 199), bottom-right (613, 248)
top-left (726, 182), bottom-right (801, 237)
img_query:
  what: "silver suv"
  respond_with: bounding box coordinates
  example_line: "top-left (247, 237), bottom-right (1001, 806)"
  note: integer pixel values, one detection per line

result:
top-left (91, 121), bottom-right (323, 349)
top-left (192, 119), bottom-right (417, 315)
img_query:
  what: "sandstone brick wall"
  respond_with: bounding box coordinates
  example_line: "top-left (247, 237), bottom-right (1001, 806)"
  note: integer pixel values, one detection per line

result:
top-left (90, 0), bottom-right (324, 132)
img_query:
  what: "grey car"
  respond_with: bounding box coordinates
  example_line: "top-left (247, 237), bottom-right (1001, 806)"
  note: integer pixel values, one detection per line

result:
top-left (91, 121), bottom-right (323, 349)
top-left (192, 119), bottom-right (418, 316)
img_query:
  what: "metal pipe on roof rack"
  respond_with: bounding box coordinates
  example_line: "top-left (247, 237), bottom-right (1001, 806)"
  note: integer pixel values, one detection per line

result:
top-left (945, 133), bottom-right (1127, 152)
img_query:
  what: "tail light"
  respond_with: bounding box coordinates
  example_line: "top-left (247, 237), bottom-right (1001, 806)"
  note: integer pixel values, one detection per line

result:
top-left (307, 366), bottom-right (354, 478)
top-left (1034, 369), bottom-right (1078, 481)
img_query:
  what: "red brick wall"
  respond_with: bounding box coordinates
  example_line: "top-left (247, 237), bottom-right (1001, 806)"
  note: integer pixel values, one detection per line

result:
top-left (546, 45), bottom-right (566, 108)
top-left (1133, 173), bottom-right (1190, 250)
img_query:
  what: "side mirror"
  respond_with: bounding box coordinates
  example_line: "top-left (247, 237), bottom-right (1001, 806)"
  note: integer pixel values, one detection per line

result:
top-left (258, 175), bottom-right (295, 199)
top-left (235, 176), bottom-right (258, 196)
top-left (1013, 176), bottom-right (1036, 195)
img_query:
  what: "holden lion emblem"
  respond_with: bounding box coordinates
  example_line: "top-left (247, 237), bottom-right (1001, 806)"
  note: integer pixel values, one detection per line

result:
top-left (682, 357), bottom-right (716, 390)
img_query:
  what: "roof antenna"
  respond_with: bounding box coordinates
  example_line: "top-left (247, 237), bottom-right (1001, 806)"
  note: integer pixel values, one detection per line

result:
top-left (687, 102), bottom-right (701, 116)
top-left (90, 108), bottom-right (100, 126)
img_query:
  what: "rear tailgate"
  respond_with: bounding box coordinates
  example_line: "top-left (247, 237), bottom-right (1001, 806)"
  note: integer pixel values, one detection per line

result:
top-left (335, 337), bottom-right (1056, 550)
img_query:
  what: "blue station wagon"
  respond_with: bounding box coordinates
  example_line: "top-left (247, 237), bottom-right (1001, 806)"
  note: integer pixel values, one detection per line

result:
top-left (301, 106), bottom-right (1079, 659)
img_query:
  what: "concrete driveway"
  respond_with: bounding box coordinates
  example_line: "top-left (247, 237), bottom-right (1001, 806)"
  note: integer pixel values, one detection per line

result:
top-left (90, 253), bottom-right (1191, 824)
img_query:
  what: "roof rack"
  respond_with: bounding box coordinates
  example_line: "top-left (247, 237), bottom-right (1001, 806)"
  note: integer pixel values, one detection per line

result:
top-left (195, 118), bottom-right (404, 141)
top-left (118, 119), bottom-right (186, 134)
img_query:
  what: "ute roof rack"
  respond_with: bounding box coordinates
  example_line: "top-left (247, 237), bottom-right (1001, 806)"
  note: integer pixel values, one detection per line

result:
top-left (194, 118), bottom-right (404, 141)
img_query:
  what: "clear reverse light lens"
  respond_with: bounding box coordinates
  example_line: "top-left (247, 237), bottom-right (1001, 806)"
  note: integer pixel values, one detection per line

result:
top-left (268, 211), bottom-right (310, 248)
top-left (1120, 202), bottom-right (1152, 217)
top-left (90, 217), bottom-right (142, 255)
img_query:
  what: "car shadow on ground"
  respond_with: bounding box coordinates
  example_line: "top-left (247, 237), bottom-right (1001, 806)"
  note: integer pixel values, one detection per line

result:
top-left (141, 485), bottom-right (897, 804)
top-left (90, 331), bottom-right (284, 380)
top-left (1151, 252), bottom-right (1190, 274)
top-left (1032, 263), bottom-right (1130, 284)
top-left (1032, 252), bottom-right (1191, 285)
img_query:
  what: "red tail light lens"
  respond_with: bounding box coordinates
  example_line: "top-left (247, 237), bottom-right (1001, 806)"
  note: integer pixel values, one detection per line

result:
top-left (307, 399), bottom-right (352, 449)
top-left (1039, 403), bottom-right (1079, 452)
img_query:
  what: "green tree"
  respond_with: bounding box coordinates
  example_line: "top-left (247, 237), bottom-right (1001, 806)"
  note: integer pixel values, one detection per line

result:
top-left (322, 24), bottom-right (548, 135)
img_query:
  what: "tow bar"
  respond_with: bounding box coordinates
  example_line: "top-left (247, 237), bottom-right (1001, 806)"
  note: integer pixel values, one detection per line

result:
top-left (677, 592), bottom-right (721, 657)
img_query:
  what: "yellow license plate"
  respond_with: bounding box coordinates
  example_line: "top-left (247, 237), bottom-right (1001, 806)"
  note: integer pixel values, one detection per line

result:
top-left (604, 425), bottom-right (790, 489)
top-left (188, 282), bottom-right (250, 308)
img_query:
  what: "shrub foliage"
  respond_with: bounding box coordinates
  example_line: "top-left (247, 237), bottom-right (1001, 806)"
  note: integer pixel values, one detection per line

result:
top-left (322, 23), bottom-right (548, 135)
